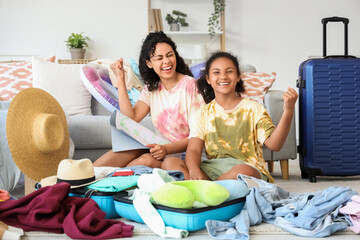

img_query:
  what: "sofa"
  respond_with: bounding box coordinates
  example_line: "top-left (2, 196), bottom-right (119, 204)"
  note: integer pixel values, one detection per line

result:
top-left (68, 64), bottom-right (297, 180)
top-left (0, 58), bottom-right (296, 195)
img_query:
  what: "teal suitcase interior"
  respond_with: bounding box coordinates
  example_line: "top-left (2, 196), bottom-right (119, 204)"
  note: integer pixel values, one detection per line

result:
top-left (114, 192), bottom-right (245, 231)
top-left (70, 188), bottom-right (127, 219)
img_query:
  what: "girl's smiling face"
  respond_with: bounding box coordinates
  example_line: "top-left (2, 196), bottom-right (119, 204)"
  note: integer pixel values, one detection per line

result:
top-left (206, 57), bottom-right (240, 97)
top-left (146, 42), bottom-right (177, 81)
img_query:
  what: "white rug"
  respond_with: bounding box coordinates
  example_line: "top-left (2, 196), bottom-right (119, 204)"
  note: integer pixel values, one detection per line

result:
top-left (18, 160), bottom-right (360, 239)
top-left (21, 218), bottom-right (353, 240)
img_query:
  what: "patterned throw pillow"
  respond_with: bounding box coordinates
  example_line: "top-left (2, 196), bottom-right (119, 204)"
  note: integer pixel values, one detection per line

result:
top-left (0, 56), bottom-right (55, 101)
top-left (241, 72), bottom-right (276, 103)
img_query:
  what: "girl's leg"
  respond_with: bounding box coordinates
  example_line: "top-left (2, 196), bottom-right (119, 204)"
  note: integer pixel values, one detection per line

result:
top-left (126, 153), bottom-right (162, 168)
top-left (161, 157), bottom-right (190, 179)
top-left (216, 164), bottom-right (261, 180)
top-left (93, 149), bottom-right (148, 167)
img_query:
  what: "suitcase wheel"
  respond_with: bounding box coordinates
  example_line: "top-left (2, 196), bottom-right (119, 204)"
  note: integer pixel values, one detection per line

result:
top-left (309, 175), bottom-right (317, 183)
top-left (301, 170), bottom-right (309, 179)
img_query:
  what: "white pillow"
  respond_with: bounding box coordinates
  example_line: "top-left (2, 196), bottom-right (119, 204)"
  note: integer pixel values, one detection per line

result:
top-left (32, 57), bottom-right (92, 115)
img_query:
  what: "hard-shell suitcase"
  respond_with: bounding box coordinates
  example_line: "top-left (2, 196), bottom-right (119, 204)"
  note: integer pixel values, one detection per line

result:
top-left (69, 188), bottom-right (126, 219)
top-left (297, 16), bottom-right (360, 182)
top-left (113, 192), bottom-right (246, 231)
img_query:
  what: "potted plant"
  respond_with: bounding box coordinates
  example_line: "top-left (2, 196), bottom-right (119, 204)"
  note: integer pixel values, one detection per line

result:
top-left (65, 32), bottom-right (90, 59)
top-left (165, 10), bottom-right (189, 31)
top-left (208, 0), bottom-right (226, 38)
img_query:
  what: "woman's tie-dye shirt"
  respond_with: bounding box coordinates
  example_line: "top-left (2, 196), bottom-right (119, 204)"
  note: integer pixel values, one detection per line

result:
top-left (138, 75), bottom-right (204, 143)
top-left (189, 98), bottom-right (275, 182)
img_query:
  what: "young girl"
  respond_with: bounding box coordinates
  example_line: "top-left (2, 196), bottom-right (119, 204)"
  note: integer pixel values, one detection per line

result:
top-left (93, 31), bottom-right (204, 168)
top-left (162, 52), bottom-right (297, 182)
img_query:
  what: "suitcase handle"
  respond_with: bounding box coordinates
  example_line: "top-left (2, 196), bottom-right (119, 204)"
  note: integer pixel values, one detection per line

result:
top-left (321, 16), bottom-right (353, 57)
top-left (322, 16), bottom-right (349, 25)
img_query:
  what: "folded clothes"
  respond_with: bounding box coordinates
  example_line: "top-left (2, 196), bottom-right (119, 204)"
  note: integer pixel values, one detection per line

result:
top-left (86, 176), bottom-right (139, 192)
top-left (122, 165), bottom-right (185, 181)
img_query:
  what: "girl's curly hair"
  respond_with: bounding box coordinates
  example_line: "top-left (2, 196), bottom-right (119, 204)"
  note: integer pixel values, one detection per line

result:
top-left (197, 51), bottom-right (245, 104)
top-left (138, 31), bottom-right (193, 91)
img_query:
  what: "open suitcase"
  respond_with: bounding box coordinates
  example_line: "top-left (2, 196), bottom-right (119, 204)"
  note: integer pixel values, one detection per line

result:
top-left (69, 188), bottom-right (126, 219)
top-left (113, 192), bottom-right (246, 231)
top-left (297, 17), bottom-right (360, 182)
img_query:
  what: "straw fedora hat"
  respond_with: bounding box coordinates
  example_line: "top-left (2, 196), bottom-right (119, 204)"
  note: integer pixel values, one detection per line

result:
top-left (40, 158), bottom-right (100, 188)
top-left (6, 88), bottom-right (69, 181)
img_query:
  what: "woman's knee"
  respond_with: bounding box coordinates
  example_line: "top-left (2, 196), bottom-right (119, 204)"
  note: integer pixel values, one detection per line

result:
top-left (94, 149), bottom-right (148, 167)
top-left (129, 153), bottom-right (160, 167)
top-left (161, 157), bottom-right (185, 170)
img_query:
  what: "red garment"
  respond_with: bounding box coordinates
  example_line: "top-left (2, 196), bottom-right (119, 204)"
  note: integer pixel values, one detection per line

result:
top-left (0, 182), bottom-right (133, 239)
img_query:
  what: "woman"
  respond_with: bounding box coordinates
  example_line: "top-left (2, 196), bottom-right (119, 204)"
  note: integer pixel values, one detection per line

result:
top-left (93, 31), bottom-right (204, 168)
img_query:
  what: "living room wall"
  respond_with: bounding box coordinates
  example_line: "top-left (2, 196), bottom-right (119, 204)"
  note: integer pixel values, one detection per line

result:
top-left (1, 0), bottom-right (359, 92)
top-left (228, 0), bottom-right (360, 91)
top-left (0, 0), bottom-right (148, 61)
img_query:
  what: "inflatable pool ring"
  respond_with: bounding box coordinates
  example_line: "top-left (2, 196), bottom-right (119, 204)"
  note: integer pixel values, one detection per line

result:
top-left (81, 63), bottom-right (120, 113)
top-left (190, 62), bottom-right (206, 80)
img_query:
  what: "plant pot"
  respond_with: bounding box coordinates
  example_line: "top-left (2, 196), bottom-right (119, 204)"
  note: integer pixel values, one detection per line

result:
top-left (70, 48), bottom-right (86, 59)
top-left (170, 23), bottom-right (180, 31)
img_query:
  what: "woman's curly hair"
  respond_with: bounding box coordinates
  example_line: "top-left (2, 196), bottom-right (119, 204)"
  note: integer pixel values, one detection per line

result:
top-left (138, 31), bottom-right (193, 91)
top-left (197, 51), bottom-right (245, 104)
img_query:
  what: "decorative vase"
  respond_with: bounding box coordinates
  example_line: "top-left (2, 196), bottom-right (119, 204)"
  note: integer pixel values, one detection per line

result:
top-left (70, 48), bottom-right (86, 59)
top-left (170, 23), bottom-right (180, 31)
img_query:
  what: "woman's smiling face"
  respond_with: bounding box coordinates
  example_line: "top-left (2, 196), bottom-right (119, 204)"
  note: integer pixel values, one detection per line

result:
top-left (146, 42), bottom-right (177, 81)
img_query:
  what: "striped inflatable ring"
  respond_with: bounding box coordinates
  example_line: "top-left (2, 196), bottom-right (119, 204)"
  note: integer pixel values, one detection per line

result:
top-left (81, 63), bottom-right (119, 112)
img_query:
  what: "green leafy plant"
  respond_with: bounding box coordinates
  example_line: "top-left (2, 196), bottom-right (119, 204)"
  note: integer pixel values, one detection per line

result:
top-left (208, 0), bottom-right (226, 38)
top-left (165, 10), bottom-right (189, 27)
top-left (65, 32), bottom-right (90, 49)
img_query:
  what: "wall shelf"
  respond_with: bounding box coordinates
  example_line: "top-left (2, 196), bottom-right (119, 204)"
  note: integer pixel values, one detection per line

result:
top-left (148, 0), bottom-right (225, 51)
top-left (163, 31), bottom-right (223, 36)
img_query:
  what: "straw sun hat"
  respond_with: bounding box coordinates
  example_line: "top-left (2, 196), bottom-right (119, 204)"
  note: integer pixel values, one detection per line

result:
top-left (40, 158), bottom-right (101, 188)
top-left (6, 88), bottom-right (69, 181)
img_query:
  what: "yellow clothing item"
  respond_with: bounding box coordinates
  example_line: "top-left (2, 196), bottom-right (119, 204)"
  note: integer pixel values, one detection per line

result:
top-left (189, 98), bottom-right (275, 182)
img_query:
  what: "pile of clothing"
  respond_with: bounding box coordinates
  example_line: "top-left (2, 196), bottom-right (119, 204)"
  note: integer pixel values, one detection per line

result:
top-left (206, 175), bottom-right (359, 239)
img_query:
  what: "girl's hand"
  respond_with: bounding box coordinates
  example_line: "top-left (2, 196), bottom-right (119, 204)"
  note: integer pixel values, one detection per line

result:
top-left (147, 144), bottom-right (168, 160)
top-left (189, 168), bottom-right (207, 180)
top-left (110, 58), bottom-right (125, 83)
top-left (283, 87), bottom-right (298, 111)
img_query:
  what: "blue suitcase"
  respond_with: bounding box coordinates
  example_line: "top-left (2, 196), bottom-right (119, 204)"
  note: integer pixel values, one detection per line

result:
top-left (69, 188), bottom-right (126, 219)
top-left (297, 17), bottom-right (360, 182)
top-left (113, 193), bottom-right (246, 231)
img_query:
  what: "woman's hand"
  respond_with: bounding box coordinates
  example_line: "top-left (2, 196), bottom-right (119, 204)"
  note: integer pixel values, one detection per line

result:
top-left (146, 144), bottom-right (168, 160)
top-left (110, 58), bottom-right (125, 83)
top-left (0, 189), bottom-right (10, 201)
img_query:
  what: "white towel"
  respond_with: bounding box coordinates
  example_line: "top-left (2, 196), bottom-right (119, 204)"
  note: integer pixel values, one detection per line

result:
top-left (132, 169), bottom-right (188, 238)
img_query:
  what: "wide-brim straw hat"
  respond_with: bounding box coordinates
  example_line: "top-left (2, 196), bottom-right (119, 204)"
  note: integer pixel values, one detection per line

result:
top-left (6, 88), bottom-right (69, 181)
top-left (40, 158), bottom-right (101, 189)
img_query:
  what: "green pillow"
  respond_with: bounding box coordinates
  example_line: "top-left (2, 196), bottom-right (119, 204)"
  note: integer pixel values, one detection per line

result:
top-left (150, 183), bottom-right (194, 209)
top-left (150, 180), bottom-right (230, 209)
